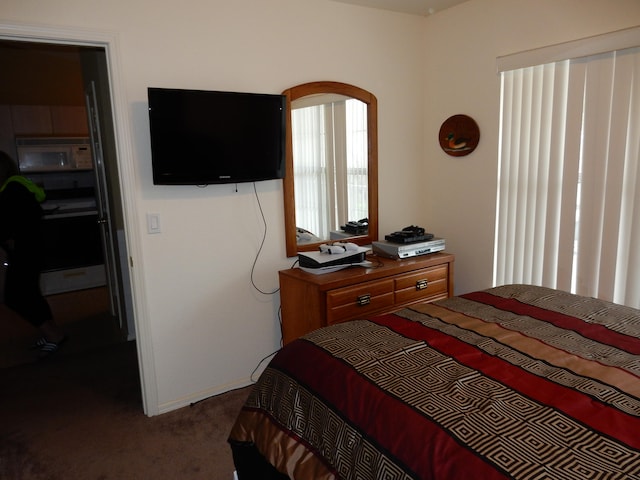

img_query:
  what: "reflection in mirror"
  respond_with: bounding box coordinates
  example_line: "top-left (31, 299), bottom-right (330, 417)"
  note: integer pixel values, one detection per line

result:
top-left (283, 81), bottom-right (378, 257)
top-left (291, 94), bottom-right (368, 243)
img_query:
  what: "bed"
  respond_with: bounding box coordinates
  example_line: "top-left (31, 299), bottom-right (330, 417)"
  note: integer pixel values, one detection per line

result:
top-left (228, 284), bottom-right (640, 479)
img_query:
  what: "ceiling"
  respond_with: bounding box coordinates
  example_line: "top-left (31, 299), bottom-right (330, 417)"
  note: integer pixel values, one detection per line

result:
top-left (331, 0), bottom-right (470, 16)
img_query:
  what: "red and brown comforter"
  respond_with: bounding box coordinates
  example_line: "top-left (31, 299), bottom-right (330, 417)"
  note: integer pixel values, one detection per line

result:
top-left (229, 284), bottom-right (640, 479)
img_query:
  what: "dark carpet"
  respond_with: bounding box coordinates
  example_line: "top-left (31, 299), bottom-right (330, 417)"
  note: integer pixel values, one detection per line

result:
top-left (0, 341), bottom-right (251, 480)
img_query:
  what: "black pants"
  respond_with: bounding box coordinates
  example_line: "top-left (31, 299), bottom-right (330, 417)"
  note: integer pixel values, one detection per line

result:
top-left (4, 262), bottom-right (52, 328)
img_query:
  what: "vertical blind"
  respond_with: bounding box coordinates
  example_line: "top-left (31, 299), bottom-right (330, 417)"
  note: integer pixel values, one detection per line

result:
top-left (345, 99), bottom-right (369, 222)
top-left (292, 99), bottom-right (368, 239)
top-left (494, 45), bottom-right (640, 308)
top-left (292, 103), bottom-right (330, 238)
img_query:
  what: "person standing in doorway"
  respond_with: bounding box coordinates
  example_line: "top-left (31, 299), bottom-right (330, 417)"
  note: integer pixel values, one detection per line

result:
top-left (0, 150), bottom-right (66, 358)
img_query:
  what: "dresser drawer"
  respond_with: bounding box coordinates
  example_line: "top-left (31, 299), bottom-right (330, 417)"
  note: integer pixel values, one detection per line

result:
top-left (326, 278), bottom-right (394, 324)
top-left (394, 264), bottom-right (449, 304)
top-left (279, 252), bottom-right (454, 344)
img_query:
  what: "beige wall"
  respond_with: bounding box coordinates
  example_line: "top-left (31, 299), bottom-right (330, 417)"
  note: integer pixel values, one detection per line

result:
top-left (2, 0), bottom-right (639, 414)
top-left (1, 0), bottom-right (426, 414)
top-left (422, 0), bottom-right (640, 295)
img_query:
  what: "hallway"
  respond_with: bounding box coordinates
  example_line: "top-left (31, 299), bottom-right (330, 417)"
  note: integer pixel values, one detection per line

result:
top-left (0, 287), bottom-right (125, 369)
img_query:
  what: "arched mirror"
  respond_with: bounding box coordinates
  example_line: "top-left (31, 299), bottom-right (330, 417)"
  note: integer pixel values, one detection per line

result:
top-left (283, 81), bottom-right (378, 257)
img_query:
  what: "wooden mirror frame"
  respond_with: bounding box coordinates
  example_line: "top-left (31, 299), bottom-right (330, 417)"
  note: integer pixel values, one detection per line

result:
top-left (282, 81), bottom-right (379, 257)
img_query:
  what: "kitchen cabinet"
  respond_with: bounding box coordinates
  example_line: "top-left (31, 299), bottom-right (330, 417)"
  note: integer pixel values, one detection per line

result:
top-left (50, 106), bottom-right (89, 134)
top-left (10, 105), bottom-right (52, 134)
top-left (5, 104), bottom-right (88, 136)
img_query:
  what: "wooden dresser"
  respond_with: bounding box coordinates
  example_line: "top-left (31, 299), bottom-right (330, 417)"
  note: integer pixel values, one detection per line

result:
top-left (279, 252), bottom-right (454, 345)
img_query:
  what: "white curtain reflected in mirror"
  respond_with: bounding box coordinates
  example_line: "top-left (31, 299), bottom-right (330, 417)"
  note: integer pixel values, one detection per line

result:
top-left (292, 94), bottom-right (368, 243)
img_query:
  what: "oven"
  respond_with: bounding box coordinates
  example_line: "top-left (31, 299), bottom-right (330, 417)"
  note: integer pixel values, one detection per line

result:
top-left (40, 198), bottom-right (106, 295)
top-left (15, 137), bottom-right (106, 295)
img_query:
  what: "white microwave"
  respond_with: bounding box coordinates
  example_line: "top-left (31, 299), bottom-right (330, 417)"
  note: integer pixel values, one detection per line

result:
top-left (15, 137), bottom-right (93, 172)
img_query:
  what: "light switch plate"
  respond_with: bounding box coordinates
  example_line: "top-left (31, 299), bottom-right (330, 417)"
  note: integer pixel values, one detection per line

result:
top-left (146, 213), bottom-right (161, 234)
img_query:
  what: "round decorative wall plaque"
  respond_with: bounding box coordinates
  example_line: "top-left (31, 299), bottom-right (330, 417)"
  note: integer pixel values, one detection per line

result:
top-left (438, 114), bottom-right (480, 157)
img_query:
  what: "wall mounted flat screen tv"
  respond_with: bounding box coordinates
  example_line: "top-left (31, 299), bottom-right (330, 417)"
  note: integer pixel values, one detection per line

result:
top-left (147, 87), bottom-right (286, 185)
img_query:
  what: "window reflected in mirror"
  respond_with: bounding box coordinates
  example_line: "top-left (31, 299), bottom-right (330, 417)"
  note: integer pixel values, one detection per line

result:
top-left (292, 94), bottom-right (368, 243)
top-left (283, 81), bottom-right (378, 257)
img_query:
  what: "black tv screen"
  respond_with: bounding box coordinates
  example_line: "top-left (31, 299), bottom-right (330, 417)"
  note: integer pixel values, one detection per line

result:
top-left (147, 87), bottom-right (286, 185)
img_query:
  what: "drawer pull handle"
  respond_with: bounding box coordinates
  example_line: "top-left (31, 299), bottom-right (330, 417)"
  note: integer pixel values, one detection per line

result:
top-left (357, 294), bottom-right (371, 306)
top-left (416, 279), bottom-right (428, 290)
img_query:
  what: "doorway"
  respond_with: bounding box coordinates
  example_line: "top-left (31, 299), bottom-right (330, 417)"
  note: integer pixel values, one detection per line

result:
top-left (0, 40), bottom-right (134, 367)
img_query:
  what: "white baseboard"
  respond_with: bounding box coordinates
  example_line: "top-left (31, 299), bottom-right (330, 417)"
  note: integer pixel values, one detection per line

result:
top-left (156, 378), bottom-right (253, 414)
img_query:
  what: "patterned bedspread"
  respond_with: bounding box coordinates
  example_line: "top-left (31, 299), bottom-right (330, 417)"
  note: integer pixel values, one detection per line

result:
top-left (229, 284), bottom-right (640, 479)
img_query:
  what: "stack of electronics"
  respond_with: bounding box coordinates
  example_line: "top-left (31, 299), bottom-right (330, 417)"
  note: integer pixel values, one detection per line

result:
top-left (341, 218), bottom-right (368, 235)
top-left (372, 225), bottom-right (445, 259)
top-left (298, 242), bottom-right (371, 275)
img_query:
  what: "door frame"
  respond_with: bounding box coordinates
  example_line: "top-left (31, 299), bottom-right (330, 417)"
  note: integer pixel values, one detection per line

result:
top-left (0, 22), bottom-right (158, 415)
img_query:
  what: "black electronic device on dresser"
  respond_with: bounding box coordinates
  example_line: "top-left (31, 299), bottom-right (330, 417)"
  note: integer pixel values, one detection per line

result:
top-left (341, 218), bottom-right (369, 235)
top-left (373, 225), bottom-right (445, 259)
top-left (385, 225), bottom-right (434, 243)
